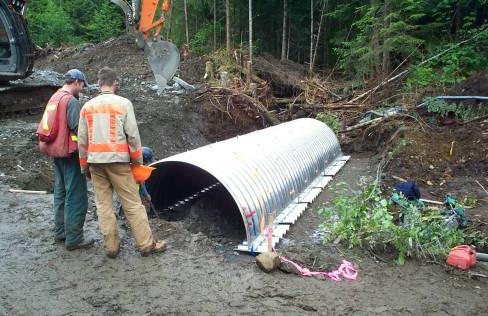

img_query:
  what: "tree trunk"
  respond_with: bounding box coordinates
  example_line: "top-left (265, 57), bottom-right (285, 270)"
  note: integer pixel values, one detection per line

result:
top-left (226, 0), bottom-right (231, 55)
top-left (184, 0), bottom-right (189, 45)
top-left (323, 0), bottom-right (331, 68)
top-left (286, 18), bottom-right (291, 60)
top-left (166, 0), bottom-right (175, 40)
top-left (249, 0), bottom-right (253, 64)
top-left (281, 0), bottom-right (287, 61)
top-left (309, 0), bottom-right (314, 75)
top-left (370, 0), bottom-right (381, 76)
top-left (381, 0), bottom-right (390, 76)
top-left (312, 0), bottom-right (326, 72)
top-left (213, 0), bottom-right (217, 51)
top-left (248, 0), bottom-right (253, 85)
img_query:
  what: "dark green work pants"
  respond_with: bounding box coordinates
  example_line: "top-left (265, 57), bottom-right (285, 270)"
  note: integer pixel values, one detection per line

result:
top-left (53, 153), bottom-right (88, 247)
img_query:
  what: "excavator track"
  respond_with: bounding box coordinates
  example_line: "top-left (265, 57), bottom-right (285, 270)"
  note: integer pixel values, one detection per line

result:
top-left (0, 84), bottom-right (59, 116)
top-left (0, 69), bottom-right (62, 116)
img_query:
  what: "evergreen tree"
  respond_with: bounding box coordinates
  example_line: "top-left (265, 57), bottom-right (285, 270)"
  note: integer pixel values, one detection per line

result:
top-left (85, 1), bottom-right (125, 43)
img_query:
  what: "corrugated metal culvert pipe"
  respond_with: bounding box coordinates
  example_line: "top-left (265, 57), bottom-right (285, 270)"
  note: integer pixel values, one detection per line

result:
top-left (146, 118), bottom-right (349, 253)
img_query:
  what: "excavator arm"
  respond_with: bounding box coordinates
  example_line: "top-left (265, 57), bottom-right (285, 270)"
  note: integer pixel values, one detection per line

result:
top-left (0, 0), bottom-right (178, 90)
top-left (111, 0), bottom-right (179, 90)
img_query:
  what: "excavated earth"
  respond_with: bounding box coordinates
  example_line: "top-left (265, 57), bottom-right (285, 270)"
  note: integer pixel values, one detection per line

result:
top-left (1, 36), bottom-right (487, 314)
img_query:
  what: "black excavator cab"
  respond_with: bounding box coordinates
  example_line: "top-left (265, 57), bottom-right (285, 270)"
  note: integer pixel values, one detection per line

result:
top-left (0, 0), bottom-right (34, 82)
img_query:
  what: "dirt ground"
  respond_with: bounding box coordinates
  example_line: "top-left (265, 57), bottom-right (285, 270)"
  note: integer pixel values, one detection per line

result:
top-left (2, 157), bottom-right (488, 315)
top-left (384, 120), bottom-right (488, 239)
top-left (1, 36), bottom-right (488, 315)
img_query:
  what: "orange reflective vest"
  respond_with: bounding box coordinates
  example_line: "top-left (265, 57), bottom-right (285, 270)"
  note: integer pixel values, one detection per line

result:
top-left (78, 92), bottom-right (143, 171)
top-left (37, 90), bottom-right (78, 158)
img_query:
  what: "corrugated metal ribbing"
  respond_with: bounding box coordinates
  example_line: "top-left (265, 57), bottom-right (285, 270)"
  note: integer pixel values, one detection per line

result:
top-left (148, 118), bottom-right (345, 250)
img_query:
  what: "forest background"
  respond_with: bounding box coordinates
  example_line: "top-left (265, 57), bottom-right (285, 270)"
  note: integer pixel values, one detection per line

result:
top-left (28, 0), bottom-right (488, 87)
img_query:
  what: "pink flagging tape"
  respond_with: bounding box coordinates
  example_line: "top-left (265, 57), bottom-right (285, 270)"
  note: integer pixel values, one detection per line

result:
top-left (280, 256), bottom-right (358, 282)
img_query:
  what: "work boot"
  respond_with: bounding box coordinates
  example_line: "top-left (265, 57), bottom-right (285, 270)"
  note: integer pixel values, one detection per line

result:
top-left (141, 240), bottom-right (167, 257)
top-left (54, 236), bottom-right (65, 243)
top-left (106, 243), bottom-right (121, 259)
top-left (66, 237), bottom-right (95, 251)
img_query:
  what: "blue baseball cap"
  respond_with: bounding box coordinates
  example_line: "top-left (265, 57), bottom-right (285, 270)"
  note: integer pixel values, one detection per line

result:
top-left (65, 69), bottom-right (88, 86)
top-left (142, 147), bottom-right (154, 164)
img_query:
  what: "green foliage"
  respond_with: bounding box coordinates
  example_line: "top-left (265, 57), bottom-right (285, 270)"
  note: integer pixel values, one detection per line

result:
top-left (405, 26), bottom-right (488, 90)
top-left (26, 0), bottom-right (125, 47)
top-left (316, 112), bottom-right (340, 133)
top-left (424, 97), bottom-right (488, 120)
top-left (462, 196), bottom-right (478, 208)
top-left (189, 22), bottom-right (224, 55)
top-left (405, 66), bottom-right (438, 90)
top-left (85, 1), bottom-right (125, 43)
top-left (23, 0), bottom-right (488, 79)
top-left (387, 138), bottom-right (415, 159)
top-left (336, 1), bottom-right (425, 78)
top-left (27, 0), bottom-right (76, 46)
top-left (320, 185), bottom-right (397, 250)
top-left (319, 184), bottom-right (481, 264)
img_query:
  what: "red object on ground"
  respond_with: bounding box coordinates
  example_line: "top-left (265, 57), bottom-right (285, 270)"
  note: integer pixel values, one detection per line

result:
top-left (447, 245), bottom-right (477, 270)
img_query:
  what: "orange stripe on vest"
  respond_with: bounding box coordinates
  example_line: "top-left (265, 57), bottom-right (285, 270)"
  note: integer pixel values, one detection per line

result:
top-left (82, 104), bottom-right (127, 115)
top-left (88, 143), bottom-right (129, 153)
top-left (129, 147), bottom-right (142, 160)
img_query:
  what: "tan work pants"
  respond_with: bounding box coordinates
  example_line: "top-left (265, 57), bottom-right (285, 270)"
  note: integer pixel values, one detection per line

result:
top-left (89, 163), bottom-right (154, 255)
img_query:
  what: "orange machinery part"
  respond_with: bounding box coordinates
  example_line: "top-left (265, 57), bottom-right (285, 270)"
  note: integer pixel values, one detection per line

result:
top-left (139, 0), bottom-right (170, 38)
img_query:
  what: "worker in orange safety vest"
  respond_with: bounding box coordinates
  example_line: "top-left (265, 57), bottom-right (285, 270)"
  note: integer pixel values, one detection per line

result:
top-left (77, 67), bottom-right (166, 258)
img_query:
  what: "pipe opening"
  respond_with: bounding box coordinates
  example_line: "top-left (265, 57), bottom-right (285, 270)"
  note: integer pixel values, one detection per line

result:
top-left (147, 162), bottom-right (246, 241)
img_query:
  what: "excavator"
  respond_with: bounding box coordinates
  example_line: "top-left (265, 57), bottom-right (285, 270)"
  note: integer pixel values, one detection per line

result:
top-left (0, 0), bottom-right (179, 112)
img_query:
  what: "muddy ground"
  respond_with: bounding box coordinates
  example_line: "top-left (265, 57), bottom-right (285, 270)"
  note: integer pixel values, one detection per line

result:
top-left (1, 36), bottom-right (488, 314)
top-left (2, 157), bottom-right (488, 315)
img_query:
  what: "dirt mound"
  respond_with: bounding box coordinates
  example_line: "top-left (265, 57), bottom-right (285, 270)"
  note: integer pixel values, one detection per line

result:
top-left (35, 35), bottom-right (204, 86)
top-left (253, 54), bottom-right (307, 97)
top-left (385, 120), bottom-right (488, 237)
top-left (449, 71), bottom-right (488, 96)
top-left (387, 121), bottom-right (487, 182)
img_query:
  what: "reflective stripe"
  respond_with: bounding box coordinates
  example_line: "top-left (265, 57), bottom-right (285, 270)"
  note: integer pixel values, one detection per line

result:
top-left (71, 135), bottom-right (78, 142)
top-left (130, 147), bottom-right (142, 160)
top-left (88, 143), bottom-right (129, 153)
top-left (82, 104), bottom-right (127, 115)
top-left (42, 104), bottom-right (57, 130)
top-left (86, 113), bottom-right (94, 142)
top-left (109, 113), bottom-right (117, 143)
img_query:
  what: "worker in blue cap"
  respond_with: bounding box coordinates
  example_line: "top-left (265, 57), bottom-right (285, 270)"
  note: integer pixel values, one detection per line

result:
top-left (37, 68), bottom-right (93, 251)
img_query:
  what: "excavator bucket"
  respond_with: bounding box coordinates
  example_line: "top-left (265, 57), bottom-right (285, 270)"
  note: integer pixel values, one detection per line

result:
top-left (144, 40), bottom-right (180, 91)
top-left (111, 0), bottom-right (180, 91)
